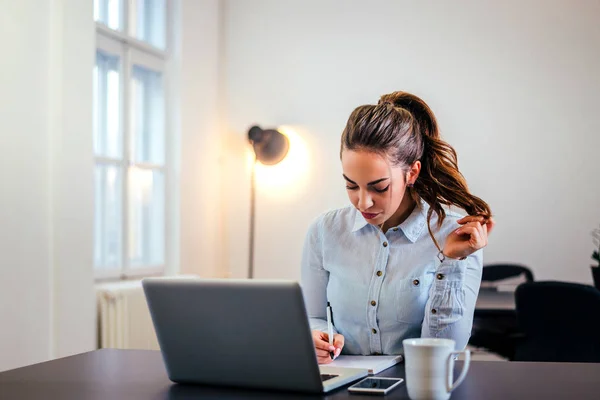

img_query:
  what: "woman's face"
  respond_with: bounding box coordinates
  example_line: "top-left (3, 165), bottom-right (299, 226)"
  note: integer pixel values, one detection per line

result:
top-left (341, 149), bottom-right (417, 227)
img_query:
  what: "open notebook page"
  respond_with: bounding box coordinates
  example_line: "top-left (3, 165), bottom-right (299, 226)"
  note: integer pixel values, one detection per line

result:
top-left (327, 355), bottom-right (403, 375)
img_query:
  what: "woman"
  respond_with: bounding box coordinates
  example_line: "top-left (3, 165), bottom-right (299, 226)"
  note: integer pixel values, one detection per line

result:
top-left (301, 91), bottom-right (494, 364)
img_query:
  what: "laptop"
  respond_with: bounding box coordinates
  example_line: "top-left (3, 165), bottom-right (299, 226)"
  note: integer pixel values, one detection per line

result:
top-left (142, 278), bottom-right (368, 393)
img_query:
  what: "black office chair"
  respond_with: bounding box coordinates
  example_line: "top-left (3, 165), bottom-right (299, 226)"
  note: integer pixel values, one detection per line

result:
top-left (514, 281), bottom-right (600, 362)
top-left (469, 264), bottom-right (535, 359)
top-left (481, 264), bottom-right (534, 284)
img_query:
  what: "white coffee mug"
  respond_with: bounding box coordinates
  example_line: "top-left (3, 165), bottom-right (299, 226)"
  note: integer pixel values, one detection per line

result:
top-left (402, 338), bottom-right (470, 400)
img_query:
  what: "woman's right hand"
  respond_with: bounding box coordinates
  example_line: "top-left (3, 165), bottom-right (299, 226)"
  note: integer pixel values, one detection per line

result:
top-left (311, 330), bottom-right (344, 364)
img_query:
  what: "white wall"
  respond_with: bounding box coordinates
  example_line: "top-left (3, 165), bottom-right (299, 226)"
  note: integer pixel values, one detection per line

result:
top-left (49, 0), bottom-right (96, 362)
top-left (178, 0), bottom-right (225, 278)
top-left (0, 0), bottom-right (53, 372)
top-left (0, 0), bottom-right (95, 372)
top-left (222, 0), bottom-right (600, 283)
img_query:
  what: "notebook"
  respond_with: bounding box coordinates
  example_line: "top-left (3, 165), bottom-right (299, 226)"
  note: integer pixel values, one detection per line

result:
top-left (328, 355), bottom-right (403, 375)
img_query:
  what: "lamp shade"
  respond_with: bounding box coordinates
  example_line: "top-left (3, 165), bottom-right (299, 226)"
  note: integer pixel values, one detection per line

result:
top-left (248, 125), bottom-right (290, 165)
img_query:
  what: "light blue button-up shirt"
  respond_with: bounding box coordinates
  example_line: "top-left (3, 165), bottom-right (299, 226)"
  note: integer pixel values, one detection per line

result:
top-left (300, 199), bottom-right (483, 354)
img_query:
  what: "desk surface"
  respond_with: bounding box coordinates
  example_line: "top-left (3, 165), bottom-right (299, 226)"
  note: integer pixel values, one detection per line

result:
top-left (2, 349), bottom-right (600, 399)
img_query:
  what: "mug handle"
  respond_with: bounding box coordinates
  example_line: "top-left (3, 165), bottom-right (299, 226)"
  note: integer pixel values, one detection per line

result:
top-left (446, 349), bottom-right (471, 393)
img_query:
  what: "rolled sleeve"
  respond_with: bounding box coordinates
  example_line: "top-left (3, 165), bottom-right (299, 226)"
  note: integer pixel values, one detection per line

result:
top-left (421, 250), bottom-right (483, 349)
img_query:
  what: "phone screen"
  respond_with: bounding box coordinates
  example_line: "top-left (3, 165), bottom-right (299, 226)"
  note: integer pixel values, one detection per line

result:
top-left (350, 377), bottom-right (404, 390)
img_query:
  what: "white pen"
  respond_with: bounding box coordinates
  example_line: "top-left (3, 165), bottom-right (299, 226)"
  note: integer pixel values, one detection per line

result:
top-left (326, 301), bottom-right (334, 359)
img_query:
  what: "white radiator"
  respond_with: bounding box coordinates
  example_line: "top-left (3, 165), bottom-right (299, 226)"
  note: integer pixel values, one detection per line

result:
top-left (96, 280), bottom-right (159, 350)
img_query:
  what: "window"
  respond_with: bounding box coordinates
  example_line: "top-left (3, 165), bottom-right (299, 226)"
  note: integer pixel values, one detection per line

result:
top-left (93, 0), bottom-right (169, 279)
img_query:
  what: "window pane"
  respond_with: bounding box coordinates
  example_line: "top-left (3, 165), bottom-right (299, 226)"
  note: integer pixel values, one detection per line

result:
top-left (94, 0), bottom-right (123, 31)
top-left (128, 167), bottom-right (165, 267)
top-left (130, 0), bottom-right (166, 49)
top-left (94, 164), bottom-right (123, 269)
top-left (95, 51), bottom-right (122, 159)
top-left (131, 65), bottom-right (164, 164)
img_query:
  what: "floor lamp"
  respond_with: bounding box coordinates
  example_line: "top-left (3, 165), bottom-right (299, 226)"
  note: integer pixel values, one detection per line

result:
top-left (247, 125), bottom-right (290, 279)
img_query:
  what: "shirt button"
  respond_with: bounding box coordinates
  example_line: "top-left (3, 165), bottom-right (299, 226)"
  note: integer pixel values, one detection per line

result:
top-left (383, 242), bottom-right (388, 247)
top-left (393, 228), bottom-right (398, 231)
top-left (413, 279), bottom-right (420, 286)
top-left (431, 309), bottom-right (437, 314)
top-left (376, 271), bottom-right (383, 277)
top-left (370, 300), bottom-right (377, 306)
top-left (437, 273), bottom-right (445, 280)
top-left (372, 328), bottom-right (377, 334)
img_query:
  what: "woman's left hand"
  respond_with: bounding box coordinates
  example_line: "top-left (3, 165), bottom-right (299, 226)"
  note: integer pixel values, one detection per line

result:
top-left (442, 216), bottom-right (495, 260)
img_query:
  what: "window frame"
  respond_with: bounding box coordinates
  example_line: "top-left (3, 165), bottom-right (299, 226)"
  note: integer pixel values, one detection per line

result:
top-left (94, 0), bottom-right (172, 281)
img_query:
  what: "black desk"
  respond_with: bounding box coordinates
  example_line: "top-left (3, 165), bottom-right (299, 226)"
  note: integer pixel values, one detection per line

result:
top-left (475, 289), bottom-right (516, 316)
top-left (2, 349), bottom-right (600, 399)
top-left (471, 289), bottom-right (519, 359)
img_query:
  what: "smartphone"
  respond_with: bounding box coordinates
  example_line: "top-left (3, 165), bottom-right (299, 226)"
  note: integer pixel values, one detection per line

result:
top-left (347, 377), bottom-right (404, 395)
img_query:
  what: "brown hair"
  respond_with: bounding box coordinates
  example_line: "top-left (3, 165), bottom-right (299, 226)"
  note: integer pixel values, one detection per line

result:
top-left (340, 91), bottom-right (492, 251)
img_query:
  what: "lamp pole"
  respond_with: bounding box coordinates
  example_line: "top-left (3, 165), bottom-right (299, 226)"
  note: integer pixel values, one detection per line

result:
top-left (247, 125), bottom-right (289, 279)
top-left (248, 156), bottom-right (257, 279)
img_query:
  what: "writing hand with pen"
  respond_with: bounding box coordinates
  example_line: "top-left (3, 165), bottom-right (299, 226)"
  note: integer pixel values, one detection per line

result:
top-left (311, 302), bottom-right (344, 364)
top-left (311, 330), bottom-right (344, 364)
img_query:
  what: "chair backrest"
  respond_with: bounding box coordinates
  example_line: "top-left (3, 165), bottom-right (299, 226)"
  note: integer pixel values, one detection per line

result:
top-left (482, 264), bottom-right (534, 283)
top-left (515, 281), bottom-right (600, 362)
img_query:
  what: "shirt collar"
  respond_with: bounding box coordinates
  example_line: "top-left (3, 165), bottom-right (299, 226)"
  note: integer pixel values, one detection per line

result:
top-left (351, 198), bottom-right (429, 243)
top-left (351, 210), bottom-right (370, 232)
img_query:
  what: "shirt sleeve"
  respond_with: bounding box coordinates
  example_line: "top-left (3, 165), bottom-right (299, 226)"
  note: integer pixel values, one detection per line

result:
top-left (420, 250), bottom-right (483, 350)
top-left (300, 216), bottom-right (337, 333)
